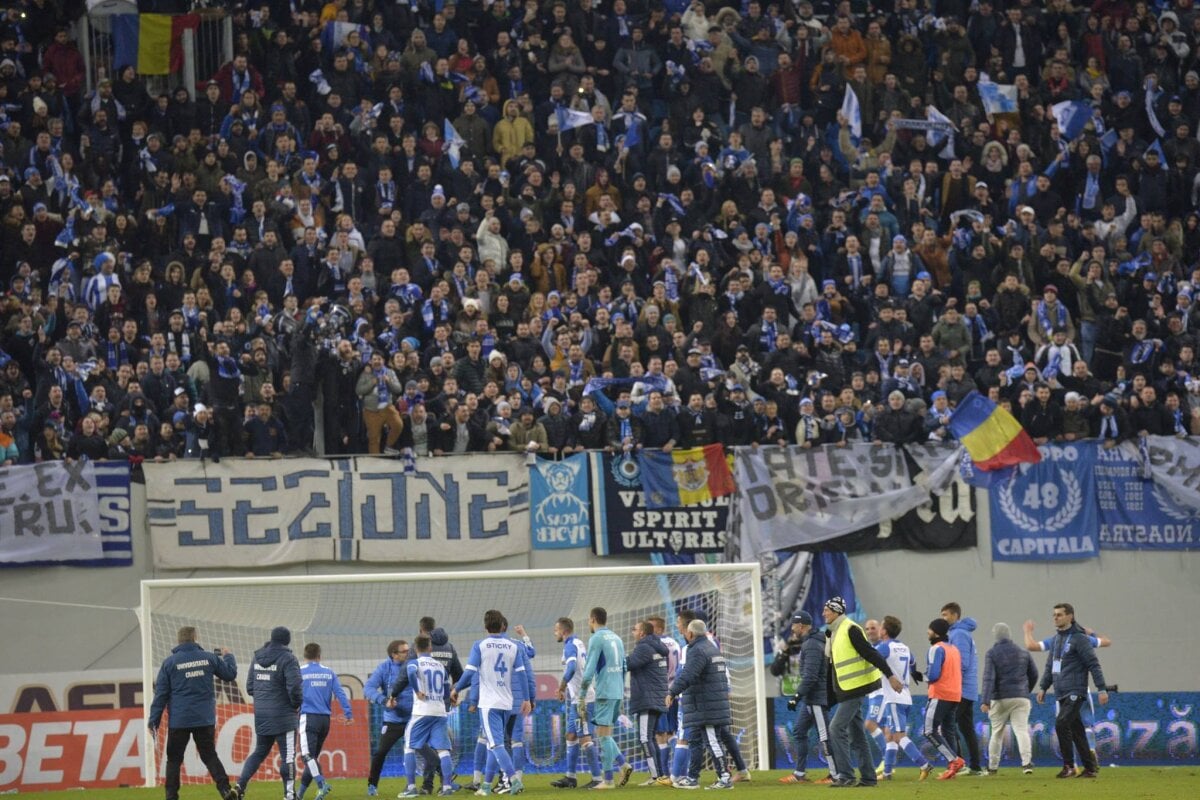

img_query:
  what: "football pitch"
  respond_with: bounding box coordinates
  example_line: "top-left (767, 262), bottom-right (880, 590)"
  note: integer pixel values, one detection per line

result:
top-left (18, 767), bottom-right (1200, 799)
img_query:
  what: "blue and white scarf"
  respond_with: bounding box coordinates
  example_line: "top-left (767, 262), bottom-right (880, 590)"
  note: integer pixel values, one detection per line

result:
top-left (1036, 300), bottom-right (1066, 337)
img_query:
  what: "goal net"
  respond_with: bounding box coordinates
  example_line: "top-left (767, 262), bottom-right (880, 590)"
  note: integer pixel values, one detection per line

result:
top-left (140, 564), bottom-right (765, 788)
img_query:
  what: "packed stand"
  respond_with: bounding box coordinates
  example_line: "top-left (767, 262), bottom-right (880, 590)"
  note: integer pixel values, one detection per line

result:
top-left (2, 0), bottom-right (1200, 470)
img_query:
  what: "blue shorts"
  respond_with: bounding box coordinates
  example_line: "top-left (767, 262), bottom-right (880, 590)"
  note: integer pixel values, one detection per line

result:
top-left (866, 695), bottom-right (884, 724)
top-left (656, 701), bottom-right (679, 734)
top-left (567, 701), bottom-right (595, 738)
top-left (592, 698), bottom-right (621, 728)
top-left (481, 708), bottom-right (511, 749)
top-left (879, 703), bottom-right (909, 732)
top-left (406, 714), bottom-right (451, 751)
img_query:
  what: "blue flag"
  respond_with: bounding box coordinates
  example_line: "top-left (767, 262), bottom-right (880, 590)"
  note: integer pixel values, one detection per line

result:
top-left (443, 118), bottom-right (465, 168)
top-left (622, 115), bottom-right (642, 151)
top-left (529, 453), bottom-right (592, 549)
top-left (1051, 101), bottom-right (1093, 140)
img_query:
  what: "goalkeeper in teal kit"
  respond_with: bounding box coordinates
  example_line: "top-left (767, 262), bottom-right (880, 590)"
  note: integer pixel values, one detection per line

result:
top-left (578, 607), bottom-right (630, 790)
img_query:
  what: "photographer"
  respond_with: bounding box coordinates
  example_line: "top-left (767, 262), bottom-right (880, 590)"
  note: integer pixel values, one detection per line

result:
top-left (772, 612), bottom-right (834, 785)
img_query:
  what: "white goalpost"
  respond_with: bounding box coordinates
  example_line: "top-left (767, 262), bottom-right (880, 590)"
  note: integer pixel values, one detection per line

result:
top-left (140, 564), bottom-right (767, 789)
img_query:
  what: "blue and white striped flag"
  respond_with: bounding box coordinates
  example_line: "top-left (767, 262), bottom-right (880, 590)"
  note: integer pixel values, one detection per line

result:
top-left (926, 104), bottom-right (956, 158)
top-left (1145, 77), bottom-right (1166, 138)
top-left (978, 74), bottom-right (1018, 116)
top-left (841, 84), bottom-right (862, 140)
top-left (443, 118), bottom-right (465, 168)
top-left (555, 106), bottom-right (593, 131)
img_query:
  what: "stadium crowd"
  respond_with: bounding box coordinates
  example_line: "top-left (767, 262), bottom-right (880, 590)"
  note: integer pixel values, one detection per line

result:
top-left (3, 0), bottom-right (1200, 467)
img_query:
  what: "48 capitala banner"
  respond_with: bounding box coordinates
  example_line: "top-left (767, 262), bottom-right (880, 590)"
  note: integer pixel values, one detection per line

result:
top-left (145, 455), bottom-right (530, 567)
top-left (989, 444), bottom-right (1098, 561)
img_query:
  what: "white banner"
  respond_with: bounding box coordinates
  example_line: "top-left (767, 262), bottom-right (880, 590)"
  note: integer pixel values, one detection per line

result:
top-left (735, 443), bottom-right (959, 557)
top-left (145, 456), bottom-right (530, 567)
top-left (1145, 435), bottom-right (1200, 510)
top-left (0, 461), bottom-right (104, 564)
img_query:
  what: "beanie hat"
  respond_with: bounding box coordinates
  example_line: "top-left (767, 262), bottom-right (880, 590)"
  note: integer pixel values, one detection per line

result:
top-left (929, 618), bottom-right (950, 641)
top-left (824, 596), bottom-right (847, 616)
top-left (271, 626), bottom-right (292, 645)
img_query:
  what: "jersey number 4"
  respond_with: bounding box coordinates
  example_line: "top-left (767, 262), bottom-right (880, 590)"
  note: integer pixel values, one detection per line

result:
top-left (494, 655), bottom-right (508, 677)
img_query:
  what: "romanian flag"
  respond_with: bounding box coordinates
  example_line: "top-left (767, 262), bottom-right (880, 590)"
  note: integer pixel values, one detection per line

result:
top-left (949, 392), bottom-right (1042, 471)
top-left (637, 444), bottom-right (735, 509)
top-left (112, 13), bottom-right (200, 76)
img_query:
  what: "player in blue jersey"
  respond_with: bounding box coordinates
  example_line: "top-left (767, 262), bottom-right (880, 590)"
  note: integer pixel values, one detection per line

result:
top-left (1023, 618), bottom-right (1112, 772)
top-left (480, 618), bottom-right (536, 794)
top-left (550, 616), bottom-right (603, 789)
top-left (872, 617), bottom-right (932, 781)
top-left (400, 634), bottom-right (461, 797)
top-left (452, 609), bottom-right (528, 796)
top-left (297, 643), bottom-right (353, 800)
top-left (579, 606), bottom-right (628, 790)
top-left (861, 619), bottom-right (889, 771)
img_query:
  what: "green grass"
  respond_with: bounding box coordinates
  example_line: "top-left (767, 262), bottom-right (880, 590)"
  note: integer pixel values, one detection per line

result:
top-left (16, 767), bottom-right (1200, 799)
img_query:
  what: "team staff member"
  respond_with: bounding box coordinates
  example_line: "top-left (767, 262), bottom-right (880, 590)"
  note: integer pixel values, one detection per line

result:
top-left (667, 620), bottom-right (735, 790)
top-left (1036, 603), bottom-right (1109, 779)
top-left (365, 639), bottom-right (412, 797)
top-left (822, 597), bottom-right (902, 788)
top-left (980, 623), bottom-right (1038, 775)
top-left (627, 619), bottom-right (670, 786)
top-left (236, 626), bottom-right (303, 800)
top-left (941, 602), bottom-right (982, 775)
top-left (148, 626), bottom-right (240, 800)
top-left (776, 611), bottom-right (837, 785)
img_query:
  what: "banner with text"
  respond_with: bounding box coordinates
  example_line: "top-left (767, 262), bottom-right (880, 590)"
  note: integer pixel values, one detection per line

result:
top-left (771, 692), bottom-right (1200, 768)
top-left (1095, 442), bottom-right (1200, 550)
top-left (802, 443), bottom-right (978, 553)
top-left (0, 460), bottom-right (131, 567)
top-left (989, 444), bottom-right (1099, 561)
top-left (530, 453), bottom-right (592, 549)
top-left (146, 456), bottom-right (529, 567)
top-left (735, 443), bottom-right (959, 557)
top-left (1145, 435), bottom-right (1200, 518)
top-left (590, 452), bottom-right (728, 555)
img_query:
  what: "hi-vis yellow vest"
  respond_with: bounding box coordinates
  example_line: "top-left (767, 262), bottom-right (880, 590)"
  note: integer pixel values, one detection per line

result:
top-left (831, 617), bottom-right (882, 692)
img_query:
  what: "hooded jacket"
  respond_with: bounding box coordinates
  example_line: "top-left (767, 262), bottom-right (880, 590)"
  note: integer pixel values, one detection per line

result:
top-left (948, 617), bottom-right (979, 700)
top-left (247, 637), bottom-right (302, 735)
top-left (627, 633), bottom-right (670, 714)
top-left (149, 641), bottom-right (238, 729)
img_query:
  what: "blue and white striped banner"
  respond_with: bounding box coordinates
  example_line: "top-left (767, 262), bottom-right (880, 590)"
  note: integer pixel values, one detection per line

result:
top-left (0, 460), bottom-right (131, 567)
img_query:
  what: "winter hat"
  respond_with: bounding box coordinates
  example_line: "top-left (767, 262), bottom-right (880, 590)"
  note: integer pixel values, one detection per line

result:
top-left (929, 618), bottom-right (950, 641)
top-left (271, 626), bottom-right (292, 645)
top-left (824, 596), bottom-right (847, 616)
